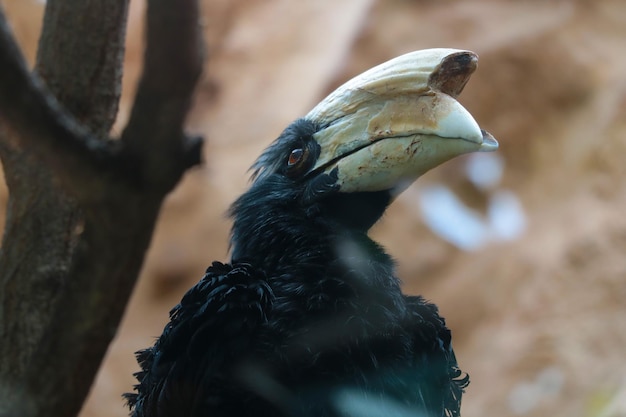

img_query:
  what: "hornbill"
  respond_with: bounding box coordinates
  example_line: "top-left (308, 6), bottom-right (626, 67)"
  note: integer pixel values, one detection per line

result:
top-left (126, 49), bottom-right (498, 417)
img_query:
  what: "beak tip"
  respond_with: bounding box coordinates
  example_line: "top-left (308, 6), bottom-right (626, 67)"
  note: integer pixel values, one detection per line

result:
top-left (479, 130), bottom-right (499, 152)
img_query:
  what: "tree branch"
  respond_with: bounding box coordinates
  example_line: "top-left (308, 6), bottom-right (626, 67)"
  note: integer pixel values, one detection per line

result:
top-left (0, 0), bottom-right (205, 416)
top-left (122, 0), bottom-right (205, 190)
top-left (36, 0), bottom-right (130, 136)
top-left (0, 7), bottom-right (118, 195)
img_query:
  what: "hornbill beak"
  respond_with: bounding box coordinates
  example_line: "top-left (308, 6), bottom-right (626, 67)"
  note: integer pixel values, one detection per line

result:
top-left (305, 49), bottom-right (498, 193)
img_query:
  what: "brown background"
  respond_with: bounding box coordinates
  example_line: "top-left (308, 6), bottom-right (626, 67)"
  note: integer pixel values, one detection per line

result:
top-left (2, 0), bottom-right (625, 416)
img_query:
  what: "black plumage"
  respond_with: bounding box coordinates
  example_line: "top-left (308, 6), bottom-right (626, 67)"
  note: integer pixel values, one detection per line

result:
top-left (126, 49), bottom-right (498, 417)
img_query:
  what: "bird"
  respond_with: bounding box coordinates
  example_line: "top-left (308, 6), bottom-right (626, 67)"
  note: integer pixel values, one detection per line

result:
top-left (125, 48), bottom-right (498, 417)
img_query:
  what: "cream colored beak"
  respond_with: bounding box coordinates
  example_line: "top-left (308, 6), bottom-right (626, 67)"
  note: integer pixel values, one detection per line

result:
top-left (304, 48), bottom-right (498, 193)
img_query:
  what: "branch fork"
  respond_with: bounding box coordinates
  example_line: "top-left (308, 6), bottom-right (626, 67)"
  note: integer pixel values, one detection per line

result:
top-left (0, 1), bottom-right (206, 416)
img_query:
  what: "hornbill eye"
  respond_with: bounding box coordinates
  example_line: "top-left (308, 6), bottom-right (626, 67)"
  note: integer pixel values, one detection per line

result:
top-left (286, 147), bottom-right (310, 177)
top-left (288, 148), bottom-right (304, 166)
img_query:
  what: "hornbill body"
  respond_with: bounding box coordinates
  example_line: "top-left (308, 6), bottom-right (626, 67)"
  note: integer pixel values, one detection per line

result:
top-left (126, 49), bottom-right (498, 417)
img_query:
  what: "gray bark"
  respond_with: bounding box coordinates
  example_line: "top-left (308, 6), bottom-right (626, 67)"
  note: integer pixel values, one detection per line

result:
top-left (0, 1), bottom-right (205, 416)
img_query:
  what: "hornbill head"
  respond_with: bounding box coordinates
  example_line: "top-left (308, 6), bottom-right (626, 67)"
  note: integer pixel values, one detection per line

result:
top-left (232, 49), bottom-right (498, 255)
top-left (305, 48), bottom-right (497, 193)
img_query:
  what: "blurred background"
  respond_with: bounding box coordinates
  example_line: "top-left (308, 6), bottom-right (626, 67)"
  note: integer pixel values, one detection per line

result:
top-left (2, 0), bottom-right (625, 416)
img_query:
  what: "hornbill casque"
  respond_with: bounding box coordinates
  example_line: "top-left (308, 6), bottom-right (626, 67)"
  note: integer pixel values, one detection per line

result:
top-left (125, 49), bottom-right (498, 417)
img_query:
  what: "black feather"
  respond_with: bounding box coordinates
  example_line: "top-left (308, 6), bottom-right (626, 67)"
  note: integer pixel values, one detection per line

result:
top-left (126, 119), bottom-right (468, 417)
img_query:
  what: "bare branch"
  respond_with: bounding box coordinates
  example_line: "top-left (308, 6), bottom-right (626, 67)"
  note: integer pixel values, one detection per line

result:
top-left (0, 5), bottom-right (124, 202)
top-left (36, 0), bottom-right (130, 136)
top-left (0, 0), bottom-right (205, 416)
top-left (122, 0), bottom-right (205, 190)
